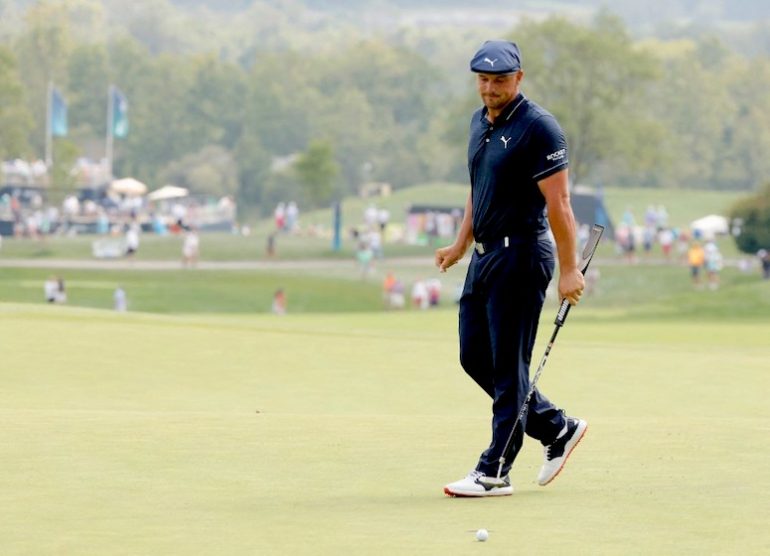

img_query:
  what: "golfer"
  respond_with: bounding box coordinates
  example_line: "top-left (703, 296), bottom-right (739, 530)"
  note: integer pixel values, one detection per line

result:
top-left (435, 40), bottom-right (587, 497)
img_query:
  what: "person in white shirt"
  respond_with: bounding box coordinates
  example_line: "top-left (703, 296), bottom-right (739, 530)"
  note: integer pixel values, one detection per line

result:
top-left (44, 276), bottom-right (58, 303)
top-left (125, 224), bottom-right (140, 257)
top-left (182, 228), bottom-right (200, 267)
top-left (114, 286), bottom-right (127, 311)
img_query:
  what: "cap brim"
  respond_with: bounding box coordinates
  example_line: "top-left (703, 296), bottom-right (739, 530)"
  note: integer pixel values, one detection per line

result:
top-left (471, 68), bottom-right (520, 75)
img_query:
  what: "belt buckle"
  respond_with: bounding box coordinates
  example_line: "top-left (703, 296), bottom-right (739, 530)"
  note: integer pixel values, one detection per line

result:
top-left (475, 243), bottom-right (485, 255)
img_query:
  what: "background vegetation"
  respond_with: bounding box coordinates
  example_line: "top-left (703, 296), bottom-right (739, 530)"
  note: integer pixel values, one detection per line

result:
top-left (2, 0), bottom-right (770, 217)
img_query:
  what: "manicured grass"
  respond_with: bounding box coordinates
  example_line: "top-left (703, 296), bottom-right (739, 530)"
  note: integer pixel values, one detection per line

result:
top-left (1, 305), bottom-right (768, 555)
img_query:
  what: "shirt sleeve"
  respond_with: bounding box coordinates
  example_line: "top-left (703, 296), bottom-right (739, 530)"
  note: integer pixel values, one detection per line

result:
top-left (528, 115), bottom-right (569, 182)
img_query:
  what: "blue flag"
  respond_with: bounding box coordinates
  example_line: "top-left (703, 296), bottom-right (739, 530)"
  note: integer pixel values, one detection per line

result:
top-left (51, 87), bottom-right (68, 137)
top-left (111, 86), bottom-right (129, 138)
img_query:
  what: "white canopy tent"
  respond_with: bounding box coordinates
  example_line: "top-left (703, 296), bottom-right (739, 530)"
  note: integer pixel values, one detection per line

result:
top-left (109, 177), bottom-right (148, 196)
top-left (148, 184), bottom-right (189, 201)
top-left (691, 214), bottom-right (729, 239)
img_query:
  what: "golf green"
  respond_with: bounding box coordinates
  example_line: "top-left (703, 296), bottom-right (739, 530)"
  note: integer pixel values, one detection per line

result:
top-left (1, 304), bottom-right (768, 554)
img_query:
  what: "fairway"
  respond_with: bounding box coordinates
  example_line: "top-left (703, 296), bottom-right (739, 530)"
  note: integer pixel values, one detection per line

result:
top-left (1, 304), bottom-right (769, 555)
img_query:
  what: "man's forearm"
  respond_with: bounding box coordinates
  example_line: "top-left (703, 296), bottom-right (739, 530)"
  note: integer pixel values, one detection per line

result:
top-left (455, 191), bottom-right (475, 251)
top-left (548, 193), bottom-right (579, 272)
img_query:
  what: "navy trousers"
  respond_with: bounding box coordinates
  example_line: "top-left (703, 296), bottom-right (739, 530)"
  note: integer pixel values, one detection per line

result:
top-left (459, 238), bottom-right (566, 477)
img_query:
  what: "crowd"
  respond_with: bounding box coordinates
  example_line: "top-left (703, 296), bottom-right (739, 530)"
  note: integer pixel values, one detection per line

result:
top-left (687, 240), bottom-right (724, 290)
top-left (41, 275), bottom-right (129, 312)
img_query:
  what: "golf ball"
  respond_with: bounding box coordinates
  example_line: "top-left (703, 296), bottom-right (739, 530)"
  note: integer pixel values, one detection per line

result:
top-left (476, 529), bottom-right (489, 542)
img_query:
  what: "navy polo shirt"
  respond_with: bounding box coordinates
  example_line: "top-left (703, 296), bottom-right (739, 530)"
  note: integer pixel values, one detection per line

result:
top-left (468, 93), bottom-right (568, 243)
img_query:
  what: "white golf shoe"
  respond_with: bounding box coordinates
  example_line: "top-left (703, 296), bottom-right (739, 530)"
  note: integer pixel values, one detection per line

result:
top-left (444, 470), bottom-right (513, 497)
top-left (537, 417), bottom-right (588, 486)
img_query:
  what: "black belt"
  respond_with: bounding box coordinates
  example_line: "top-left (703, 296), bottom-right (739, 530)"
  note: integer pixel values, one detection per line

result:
top-left (474, 232), bottom-right (550, 255)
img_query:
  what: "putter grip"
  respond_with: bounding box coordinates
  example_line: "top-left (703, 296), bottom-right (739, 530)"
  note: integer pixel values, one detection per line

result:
top-left (554, 298), bottom-right (571, 326)
top-left (553, 223), bottom-right (604, 327)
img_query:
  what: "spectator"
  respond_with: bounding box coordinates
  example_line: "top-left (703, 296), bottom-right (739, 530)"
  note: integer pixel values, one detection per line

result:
top-left (274, 202), bottom-right (286, 231)
top-left (266, 233), bottom-right (276, 257)
top-left (44, 276), bottom-right (59, 303)
top-left (377, 208), bottom-right (390, 233)
top-left (369, 229), bottom-right (383, 259)
top-left (364, 203), bottom-right (378, 229)
top-left (426, 278), bottom-right (442, 306)
top-left (687, 241), bottom-right (705, 287)
top-left (286, 201), bottom-right (299, 233)
top-left (356, 239), bottom-right (374, 278)
top-left (114, 286), bottom-right (127, 312)
top-left (182, 227), bottom-right (200, 267)
top-left (658, 228), bottom-right (674, 262)
top-left (55, 276), bottom-right (66, 303)
top-left (272, 288), bottom-right (287, 315)
top-left (621, 206), bottom-right (636, 227)
top-left (644, 205), bottom-right (658, 228)
top-left (383, 271), bottom-right (396, 306)
top-left (382, 271), bottom-right (405, 309)
top-left (642, 226), bottom-right (655, 256)
top-left (704, 241), bottom-right (723, 290)
top-left (172, 203), bottom-right (187, 231)
top-left (758, 249), bottom-right (770, 280)
top-left (411, 279), bottom-right (429, 310)
top-left (125, 223), bottom-right (140, 258)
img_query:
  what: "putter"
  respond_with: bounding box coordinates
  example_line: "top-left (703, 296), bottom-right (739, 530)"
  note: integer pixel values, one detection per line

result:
top-left (480, 224), bottom-right (604, 486)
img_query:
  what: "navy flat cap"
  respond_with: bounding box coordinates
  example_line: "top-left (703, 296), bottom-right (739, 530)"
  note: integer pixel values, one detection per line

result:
top-left (470, 40), bottom-right (522, 74)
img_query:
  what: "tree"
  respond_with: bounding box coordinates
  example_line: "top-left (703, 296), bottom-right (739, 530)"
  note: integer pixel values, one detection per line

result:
top-left (294, 139), bottom-right (339, 208)
top-left (14, 0), bottom-right (75, 155)
top-left (49, 138), bottom-right (79, 205)
top-left (159, 145), bottom-right (238, 198)
top-left (183, 55), bottom-right (247, 151)
top-left (646, 36), bottom-right (733, 188)
top-left (730, 183), bottom-right (770, 253)
top-left (67, 43), bottom-right (109, 135)
top-left (234, 133), bottom-right (272, 209)
top-left (0, 46), bottom-right (33, 159)
top-left (510, 13), bottom-right (661, 186)
top-left (716, 56), bottom-right (770, 190)
top-left (117, 53), bottom-right (196, 182)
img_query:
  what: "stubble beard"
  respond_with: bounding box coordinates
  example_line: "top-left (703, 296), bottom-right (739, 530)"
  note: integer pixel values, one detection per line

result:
top-left (483, 94), bottom-right (511, 111)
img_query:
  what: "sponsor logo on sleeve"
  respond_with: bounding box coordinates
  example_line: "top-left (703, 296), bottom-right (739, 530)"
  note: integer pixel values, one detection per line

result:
top-left (546, 148), bottom-right (567, 162)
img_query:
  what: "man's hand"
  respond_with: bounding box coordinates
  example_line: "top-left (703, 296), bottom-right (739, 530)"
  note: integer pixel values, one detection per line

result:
top-left (559, 266), bottom-right (585, 305)
top-left (435, 244), bottom-right (465, 273)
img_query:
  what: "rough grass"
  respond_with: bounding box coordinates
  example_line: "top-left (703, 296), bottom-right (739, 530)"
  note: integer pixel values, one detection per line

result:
top-left (0, 261), bottom-right (767, 319)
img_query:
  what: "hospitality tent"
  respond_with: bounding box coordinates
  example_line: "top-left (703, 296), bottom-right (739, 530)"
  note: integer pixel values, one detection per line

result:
top-left (109, 177), bottom-right (148, 196)
top-left (148, 184), bottom-right (189, 201)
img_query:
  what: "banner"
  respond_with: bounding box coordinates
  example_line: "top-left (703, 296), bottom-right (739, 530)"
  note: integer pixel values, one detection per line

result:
top-left (111, 86), bottom-right (129, 138)
top-left (51, 87), bottom-right (68, 137)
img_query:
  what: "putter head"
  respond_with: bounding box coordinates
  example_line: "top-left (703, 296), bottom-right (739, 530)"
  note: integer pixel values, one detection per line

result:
top-left (477, 476), bottom-right (508, 488)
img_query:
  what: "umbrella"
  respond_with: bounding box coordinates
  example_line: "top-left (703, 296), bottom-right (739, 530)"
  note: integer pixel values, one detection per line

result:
top-left (110, 177), bottom-right (148, 196)
top-left (148, 184), bottom-right (189, 201)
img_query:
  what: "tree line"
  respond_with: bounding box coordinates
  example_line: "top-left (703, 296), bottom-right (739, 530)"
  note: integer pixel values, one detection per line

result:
top-left (1, 1), bottom-right (770, 214)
